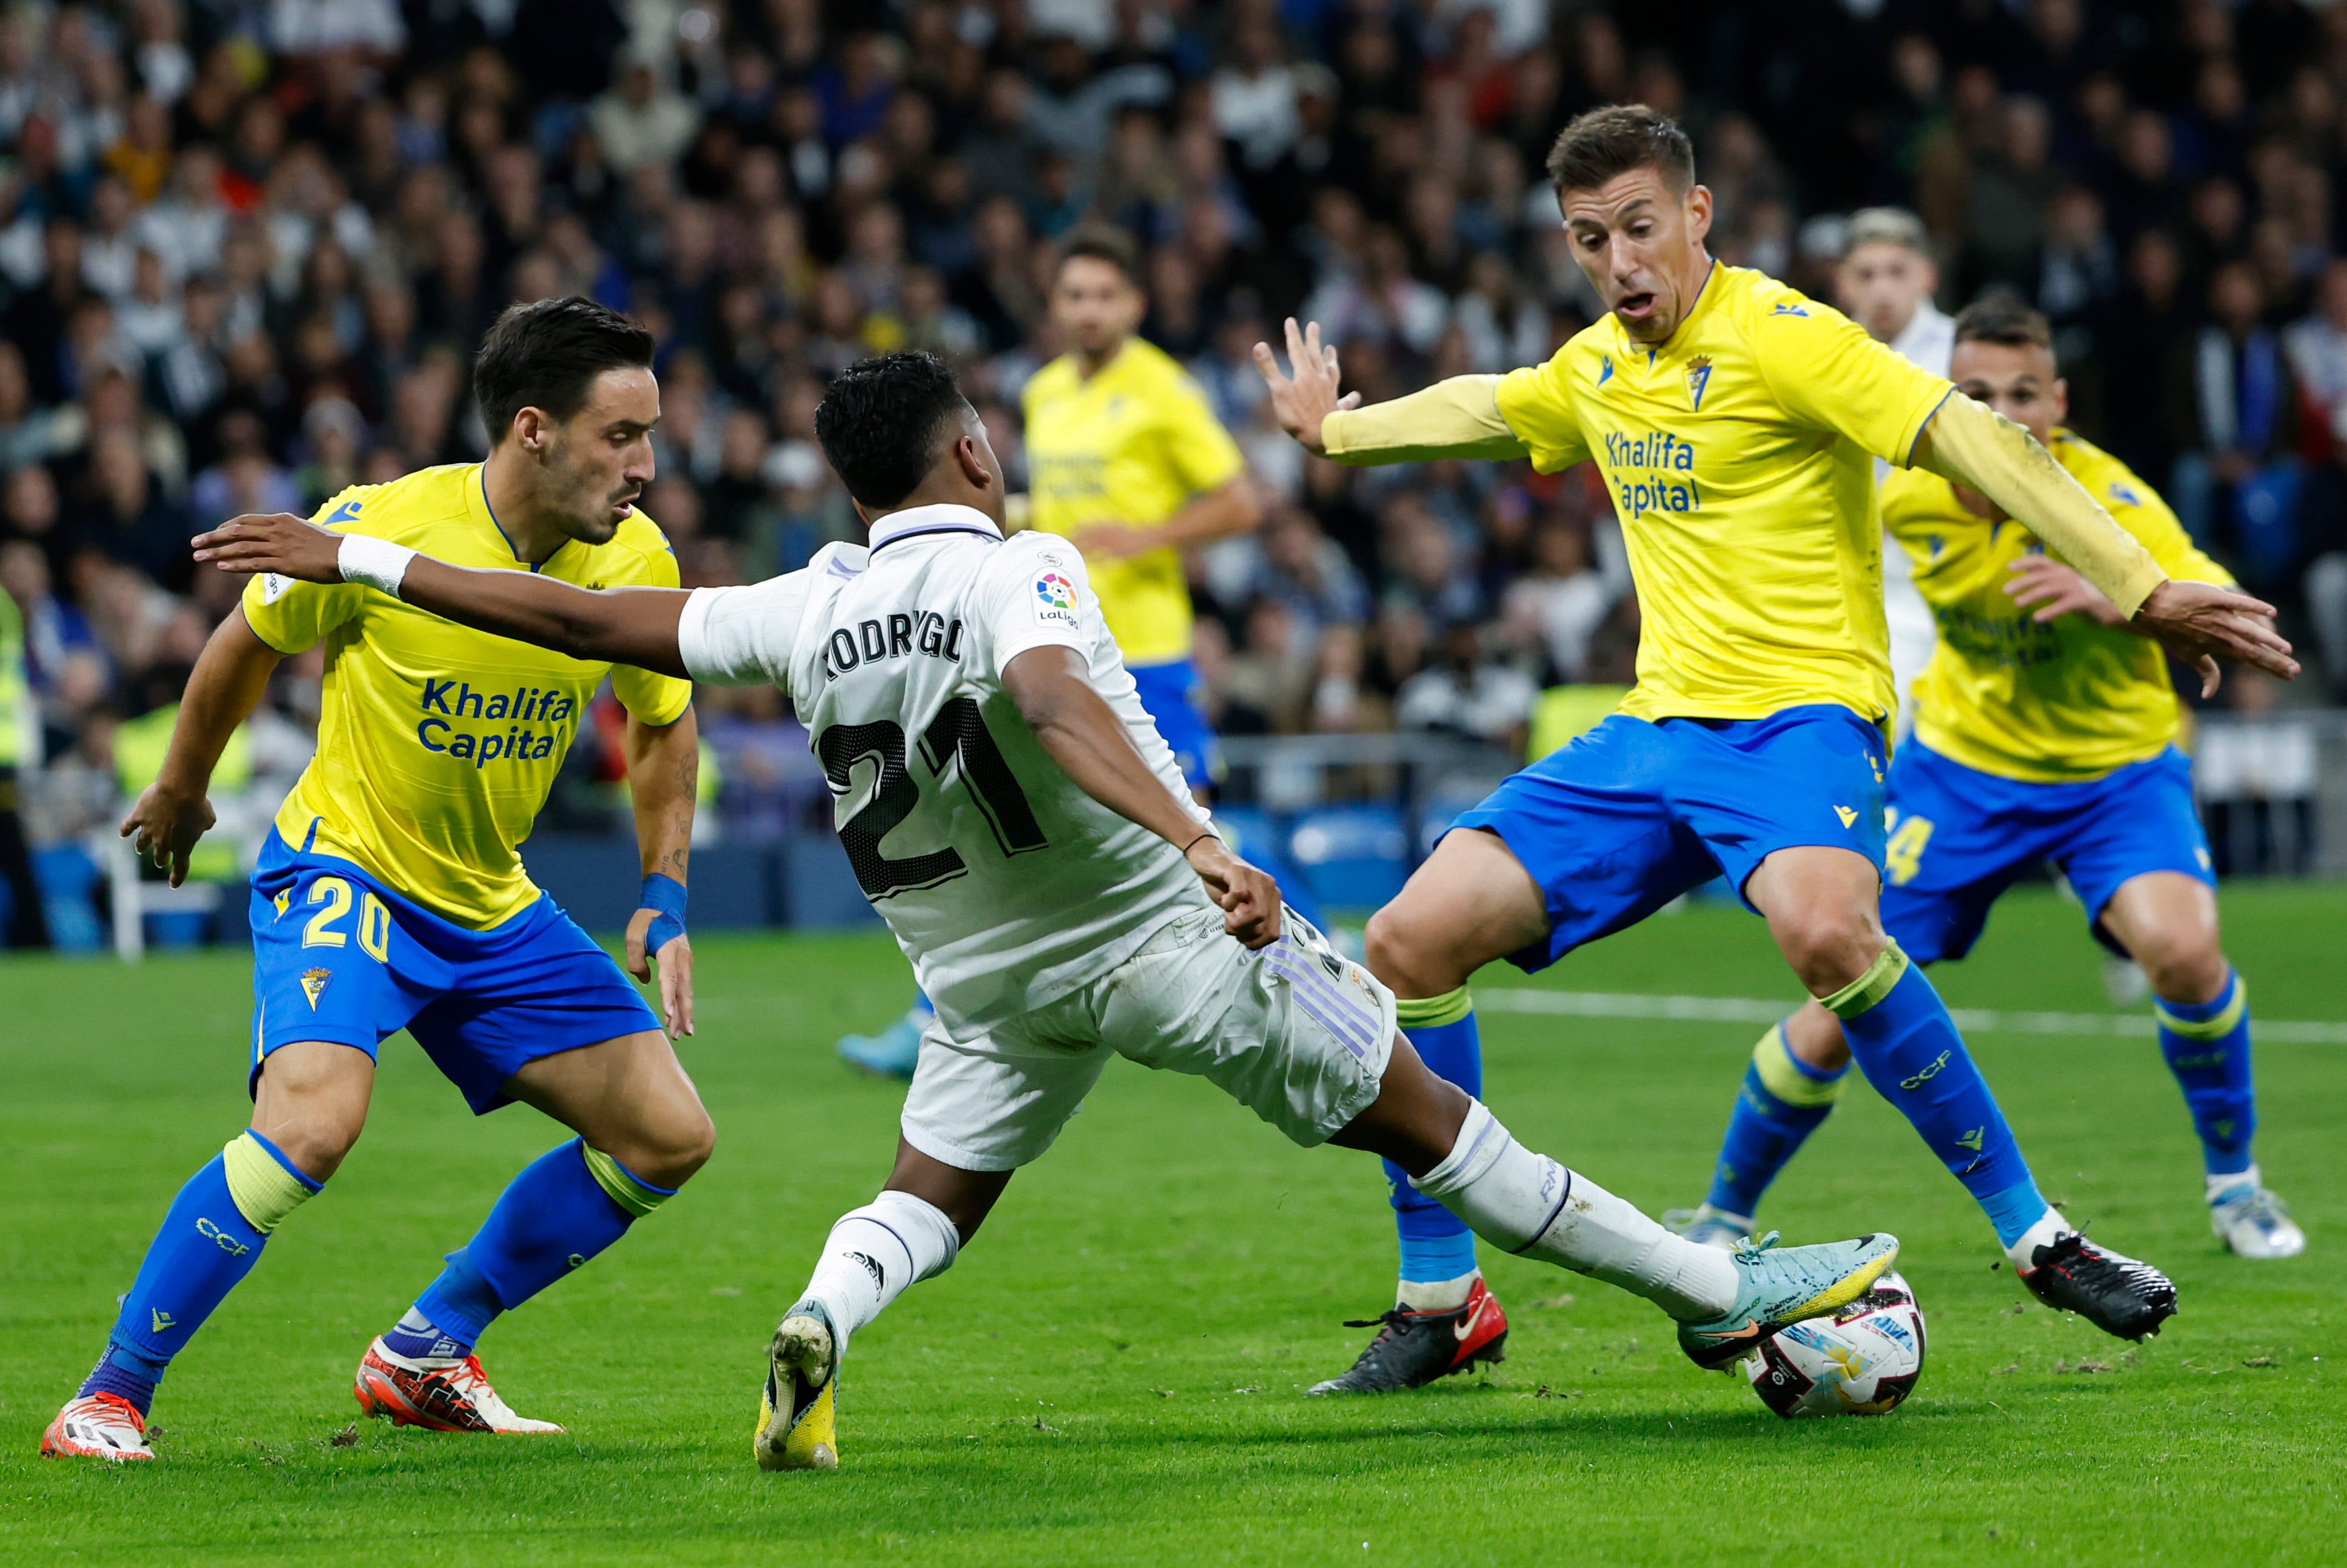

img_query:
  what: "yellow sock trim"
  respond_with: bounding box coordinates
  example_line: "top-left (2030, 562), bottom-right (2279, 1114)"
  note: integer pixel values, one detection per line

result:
top-left (582, 1144), bottom-right (672, 1219)
top-left (2154, 976), bottom-right (2246, 1040)
top-left (1821, 941), bottom-right (1910, 1021)
top-left (1395, 987), bottom-right (1473, 1030)
top-left (222, 1133), bottom-right (317, 1235)
top-left (1752, 1024), bottom-right (1846, 1108)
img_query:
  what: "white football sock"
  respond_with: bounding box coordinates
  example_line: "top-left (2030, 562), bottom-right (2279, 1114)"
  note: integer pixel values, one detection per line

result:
top-left (1395, 1270), bottom-right (1479, 1312)
top-left (2006, 1207), bottom-right (2068, 1268)
top-left (1410, 1100), bottom-right (1737, 1322)
top-left (797, 1190), bottom-right (960, 1354)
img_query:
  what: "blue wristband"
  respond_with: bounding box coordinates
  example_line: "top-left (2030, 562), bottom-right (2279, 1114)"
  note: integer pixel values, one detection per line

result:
top-left (640, 872), bottom-right (687, 955)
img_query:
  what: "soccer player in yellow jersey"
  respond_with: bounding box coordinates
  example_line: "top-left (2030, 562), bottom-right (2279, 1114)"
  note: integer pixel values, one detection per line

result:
top-left (1024, 227), bottom-right (1262, 785)
top-left (838, 229), bottom-right (1266, 1076)
top-left (42, 300), bottom-right (715, 1463)
top-left (1676, 297), bottom-right (2304, 1262)
top-left (1255, 105), bottom-right (2298, 1392)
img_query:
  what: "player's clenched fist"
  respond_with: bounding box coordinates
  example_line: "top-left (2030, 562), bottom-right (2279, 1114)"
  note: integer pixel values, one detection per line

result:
top-left (1185, 835), bottom-right (1282, 949)
top-left (193, 513), bottom-right (346, 583)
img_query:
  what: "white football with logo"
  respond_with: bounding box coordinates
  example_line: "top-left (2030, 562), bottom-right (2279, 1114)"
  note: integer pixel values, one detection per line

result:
top-left (1742, 1270), bottom-right (1925, 1418)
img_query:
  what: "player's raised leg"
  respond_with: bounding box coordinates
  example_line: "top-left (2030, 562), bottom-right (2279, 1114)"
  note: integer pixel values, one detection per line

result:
top-left (2102, 873), bottom-right (2301, 1259)
top-left (1330, 1031), bottom-right (1900, 1372)
top-left (1307, 826), bottom-right (1541, 1394)
top-left (358, 1027), bottom-right (714, 1434)
top-left (1747, 846), bottom-right (2176, 1338)
top-left (42, 1041), bottom-right (360, 1462)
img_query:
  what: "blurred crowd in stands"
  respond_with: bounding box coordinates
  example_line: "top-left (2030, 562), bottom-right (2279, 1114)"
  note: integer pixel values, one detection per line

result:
top-left (8, 0), bottom-right (2347, 918)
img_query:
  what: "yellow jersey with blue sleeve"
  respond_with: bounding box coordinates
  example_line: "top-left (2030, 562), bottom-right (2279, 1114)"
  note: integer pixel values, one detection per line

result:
top-left (1021, 337), bottom-right (1245, 665)
top-left (240, 463), bottom-right (692, 929)
top-left (1490, 263), bottom-right (1953, 724)
top-left (1885, 429), bottom-right (2230, 783)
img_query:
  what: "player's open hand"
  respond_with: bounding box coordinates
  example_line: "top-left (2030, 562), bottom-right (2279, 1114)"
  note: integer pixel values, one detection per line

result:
top-left (1186, 835), bottom-right (1282, 949)
top-left (192, 513), bottom-right (345, 583)
top-left (626, 909), bottom-right (695, 1039)
top-left (2005, 556), bottom-right (2126, 627)
top-left (2132, 579), bottom-right (2300, 698)
top-left (1252, 317), bottom-right (1360, 455)
top-left (120, 782), bottom-right (214, 888)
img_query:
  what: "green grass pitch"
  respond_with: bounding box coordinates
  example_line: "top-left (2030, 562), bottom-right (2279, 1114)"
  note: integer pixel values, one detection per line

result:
top-left (5, 884), bottom-right (2345, 1566)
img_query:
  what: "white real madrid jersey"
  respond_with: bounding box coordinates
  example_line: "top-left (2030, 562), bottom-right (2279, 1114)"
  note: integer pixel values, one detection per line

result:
top-left (677, 502), bottom-right (1212, 1034)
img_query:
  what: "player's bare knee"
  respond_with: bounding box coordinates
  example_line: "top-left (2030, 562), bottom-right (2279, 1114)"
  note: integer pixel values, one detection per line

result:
top-left (1365, 904), bottom-right (1465, 998)
top-left (2134, 934), bottom-right (2231, 1007)
top-left (612, 1106), bottom-right (716, 1191)
top-left (251, 1106), bottom-right (365, 1183)
top-left (1774, 904), bottom-right (1886, 997)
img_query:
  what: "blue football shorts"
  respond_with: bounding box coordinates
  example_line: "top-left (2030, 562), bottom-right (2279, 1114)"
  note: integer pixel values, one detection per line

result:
top-left (246, 825), bottom-right (661, 1113)
top-left (1879, 740), bottom-right (2213, 963)
top-left (1128, 657), bottom-right (1221, 791)
top-left (1451, 703), bottom-right (1890, 973)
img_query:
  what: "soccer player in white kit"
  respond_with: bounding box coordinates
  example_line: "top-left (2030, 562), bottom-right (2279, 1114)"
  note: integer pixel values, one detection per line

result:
top-left (195, 351), bottom-right (1906, 1471)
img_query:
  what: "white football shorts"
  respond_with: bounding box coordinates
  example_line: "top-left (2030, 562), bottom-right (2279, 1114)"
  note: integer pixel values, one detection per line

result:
top-left (899, 906), bottom-right (1397, 1172)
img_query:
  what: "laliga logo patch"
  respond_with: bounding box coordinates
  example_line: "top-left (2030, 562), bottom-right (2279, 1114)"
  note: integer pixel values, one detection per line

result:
top-left (300, 967), bottom-right (333, 1010)
top-left (1034, 571), bottom-right (1079, 629)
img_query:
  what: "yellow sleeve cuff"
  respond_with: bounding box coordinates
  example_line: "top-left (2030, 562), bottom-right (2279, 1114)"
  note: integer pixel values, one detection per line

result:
top-left (1919, 394), bottom-right (2168, 618)
top-left (1321, 375), bottom-right (1529, 466)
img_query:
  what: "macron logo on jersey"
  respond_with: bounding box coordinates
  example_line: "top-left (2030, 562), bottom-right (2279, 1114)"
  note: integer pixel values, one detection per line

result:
top-left (1034, 571), bottom-right (1079, 630)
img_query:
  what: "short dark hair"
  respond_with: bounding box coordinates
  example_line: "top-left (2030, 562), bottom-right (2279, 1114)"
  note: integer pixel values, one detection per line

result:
top-left (472, 296), bottom-right (656, 445)
top-left (1953, 294), bottom-right (2054, 353)
top-left (815, 351), bottom-right (970, 508)
top-left (1546, 104), bottom-right (1696, 195)
top-left (1055, 223), bottom-right (1141, 284)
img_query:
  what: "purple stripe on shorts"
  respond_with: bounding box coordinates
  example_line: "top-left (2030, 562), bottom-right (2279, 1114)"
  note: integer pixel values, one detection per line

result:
top-left (1262, 945), bottom-right (1377, 1060)
top-left (1284, 951), bottom-right (1382, 1053)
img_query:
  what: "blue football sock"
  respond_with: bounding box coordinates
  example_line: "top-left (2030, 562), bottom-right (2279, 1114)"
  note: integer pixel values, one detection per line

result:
top-left (1386, 989), bottom-right (1482, 1285)
top-left (2154, 969), bottom-right (2256, 1179)
top-left (1703, 1021), bottom-right (1849, 1220)
top-left (1830, 943), bottom-right (2047, 1249)
top-left (908, 988), bottom-right (935, 1023)
top-left (409, 1139), bottom-right (674, 1350)
top-left (85, 1131), bottom-right (322, 1415)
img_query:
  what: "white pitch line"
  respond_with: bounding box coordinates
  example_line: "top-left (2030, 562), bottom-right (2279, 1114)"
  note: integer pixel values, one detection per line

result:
top-left (1476, 989), bottom-right (2347, 1045)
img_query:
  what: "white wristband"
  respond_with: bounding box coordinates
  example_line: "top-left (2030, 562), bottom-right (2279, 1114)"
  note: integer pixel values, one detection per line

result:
top-left (338, 534), bottom-right (417, 598)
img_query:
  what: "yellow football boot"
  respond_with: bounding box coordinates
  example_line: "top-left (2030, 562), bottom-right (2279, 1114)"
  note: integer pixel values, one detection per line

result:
top-left (754, 1304), bottom-right (839, 1471)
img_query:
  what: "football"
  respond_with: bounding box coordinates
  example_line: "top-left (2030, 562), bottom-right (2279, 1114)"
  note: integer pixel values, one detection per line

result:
top-left (1742, 1270), bottom-right (1927, 1418)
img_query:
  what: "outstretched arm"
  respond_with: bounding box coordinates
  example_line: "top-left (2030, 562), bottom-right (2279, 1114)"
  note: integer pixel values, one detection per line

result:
top-left (1254, 318), bottom-right (1529, 465)
top-left (195, 513), bottom-right (693, 677)
top-left (1911, 399), bottom-right (2298, 690)
top-left (1000, 645), bottom-right (1281, 949)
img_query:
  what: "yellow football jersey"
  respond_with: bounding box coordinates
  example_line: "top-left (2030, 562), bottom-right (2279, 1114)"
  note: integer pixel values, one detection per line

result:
top-left (242, 463), bottom-right (692, 929)
top-left (1886, 429), bottom-right (2229, 783)
top-left (1494, 263), bottom-right (1952, 724)
top-left (1021, 337), bottom-right (1245, 665)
